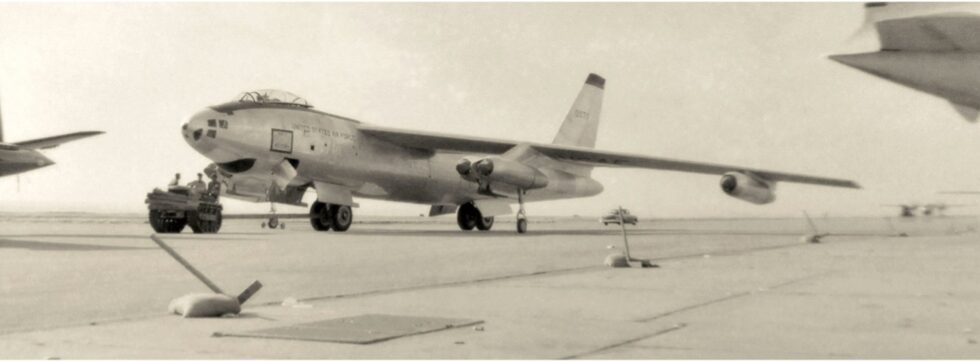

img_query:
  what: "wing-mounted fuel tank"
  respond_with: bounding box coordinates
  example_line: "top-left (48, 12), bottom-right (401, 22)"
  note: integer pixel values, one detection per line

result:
top-left (456, 156), bottom-right (549, 190)
top-left (720, 171), bottom-right (775, 204)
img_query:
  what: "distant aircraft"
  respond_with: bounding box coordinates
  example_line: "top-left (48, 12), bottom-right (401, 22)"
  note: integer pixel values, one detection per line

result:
top-left (830, 3), bottom-right (980, 122)
top-left (180, 74), bottom-right (859, 233)
top-left (0, 101), bottom-right (104, 178)
top-left (883, 202), bottom-right (970, 217)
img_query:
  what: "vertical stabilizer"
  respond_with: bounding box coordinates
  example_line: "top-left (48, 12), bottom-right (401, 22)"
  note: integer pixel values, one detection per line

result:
top-left (552, 73), bottom-right (604, 149)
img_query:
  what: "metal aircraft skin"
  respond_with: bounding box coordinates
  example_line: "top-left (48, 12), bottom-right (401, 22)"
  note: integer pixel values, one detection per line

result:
top-left (180, 74), bottom-right (860, 233)
top-left (830, 3), bottom-right (980, 122)
top-left (0, 105), bottom-right (104, 178)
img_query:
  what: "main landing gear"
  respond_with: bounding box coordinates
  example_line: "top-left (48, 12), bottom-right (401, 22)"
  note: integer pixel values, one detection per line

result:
top-left (457, 202), bottom-right (494, 231)
top-left (309, 201), bottom-right (352, 232)
top-left (456, 189), bottom-right (528, 233)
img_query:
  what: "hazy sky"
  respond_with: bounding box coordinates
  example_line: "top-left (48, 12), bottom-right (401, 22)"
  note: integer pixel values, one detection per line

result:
top-left (1, 3), bottom-right (978, 218)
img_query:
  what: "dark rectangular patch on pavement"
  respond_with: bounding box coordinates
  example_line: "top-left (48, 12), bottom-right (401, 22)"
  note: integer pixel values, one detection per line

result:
top-left (217, 314), bottom-right (483, 344)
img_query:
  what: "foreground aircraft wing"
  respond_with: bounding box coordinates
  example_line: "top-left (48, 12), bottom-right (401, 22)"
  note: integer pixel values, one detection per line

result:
top-left (875, 13), bottom-right (980, 52)
top-left (359, 126), bottom-right (860, 189)
top-left (13, 131), bottom-right (105, 149)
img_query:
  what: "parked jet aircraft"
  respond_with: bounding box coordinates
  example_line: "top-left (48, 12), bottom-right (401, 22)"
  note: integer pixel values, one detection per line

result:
top-left (883, 202), bottom-right (969, 217)
top-left (830, 3), bottom-right (980, 122)
top-left (0, 102), bottom-right (103, 178)
top-left (181, 74), bottom-right (860, 233)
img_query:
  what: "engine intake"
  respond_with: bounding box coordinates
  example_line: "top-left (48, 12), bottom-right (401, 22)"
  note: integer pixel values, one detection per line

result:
top-left (457, 156), bottom-right (548, 189)
top-left (720, 172), bottom-right (775, 204)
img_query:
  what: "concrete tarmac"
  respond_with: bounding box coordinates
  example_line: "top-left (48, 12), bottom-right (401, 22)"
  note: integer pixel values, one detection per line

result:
top-left (0, 214), bottom-right (977, 358)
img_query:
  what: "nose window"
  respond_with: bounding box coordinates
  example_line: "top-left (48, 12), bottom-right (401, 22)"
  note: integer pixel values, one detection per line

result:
top-left (206, 130), bottom-right (217, 138)
top-left (219, 120), bottom-right (228, 129)
top-left (193, 129), bottom-right (203, 141)
top-left (207, 119), bottom-right (217, 127)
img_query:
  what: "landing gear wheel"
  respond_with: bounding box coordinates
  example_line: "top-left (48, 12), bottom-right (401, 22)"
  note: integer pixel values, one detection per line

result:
top-left (331, 204), bottom-right (353, 232)
top-left (268, 218), bottom-right (279, 230)
top-left (476, 216), bottom-right (494, 231)
top-left (261, 222), bottom-right (267, 229)
top-left (149, 210), bottom-right (187, 233)
top-left (515, 188), bottom-right (528, 234)
top-left (280, 223), bottom-right (286, 230)
top-left (457, 203), bottom-right (478, 231)
top-left (517, 219), bottom-right (527, 234)
top-left (310, 201), bottom-right (332, 231)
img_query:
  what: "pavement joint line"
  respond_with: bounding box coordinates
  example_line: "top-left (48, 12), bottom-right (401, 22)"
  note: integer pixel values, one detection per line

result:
top-left (283, 241), bottom-right (816, 306)
top-left (559, 323), bottom-right (688, 359)
top-left (633, 271), bottom-right (834, 323)
top-left (0, 239), bottom-right (826, 337)
top-left (559, 272), bottom-right (835, 360)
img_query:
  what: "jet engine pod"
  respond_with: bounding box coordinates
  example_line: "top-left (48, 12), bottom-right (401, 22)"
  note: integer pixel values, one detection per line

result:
top-left (470, 157), bottom-right (549, 189)
top-left (455, 156), bottom-right (480, 182)
top-left (720, 172), bottom-right (775, 204)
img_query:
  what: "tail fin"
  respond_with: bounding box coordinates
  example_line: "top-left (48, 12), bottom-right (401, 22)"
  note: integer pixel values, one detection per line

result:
top-left (552, 73), bottom-right (604, 149)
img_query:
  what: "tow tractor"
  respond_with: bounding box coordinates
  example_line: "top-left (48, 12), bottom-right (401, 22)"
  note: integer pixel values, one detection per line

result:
top-left (145, 175), bottom-right (223, 233)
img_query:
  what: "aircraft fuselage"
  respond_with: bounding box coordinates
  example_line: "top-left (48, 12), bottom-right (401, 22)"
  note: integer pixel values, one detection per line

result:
top-left (182, 102), bottom-right (603, 206)
top-left (0, 145), bottom-right (53, 178)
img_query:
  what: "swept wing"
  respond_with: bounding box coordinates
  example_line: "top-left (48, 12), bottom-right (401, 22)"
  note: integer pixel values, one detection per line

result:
top-left (359, 125), bottom-right (859, 189)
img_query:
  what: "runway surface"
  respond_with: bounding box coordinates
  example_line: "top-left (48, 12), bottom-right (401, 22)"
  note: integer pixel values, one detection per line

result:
top-left (0, 213), bottom-right (978, 358)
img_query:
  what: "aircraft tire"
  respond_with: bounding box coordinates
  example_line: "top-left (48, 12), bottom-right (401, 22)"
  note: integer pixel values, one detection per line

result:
top-left (476, 216), bottom-right (494, 231)
top-left (310, 201), bottom-right (332, 231)
top-left (517, 219), bottom-right (527, 234)
top-left (268, 218), bottom-right (279, 229)
top-left (457, 203), bottom-right (478, 231)
top-left (331, 204), bottom-right (353, 232)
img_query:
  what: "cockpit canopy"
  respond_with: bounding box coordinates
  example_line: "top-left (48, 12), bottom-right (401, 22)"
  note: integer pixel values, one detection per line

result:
top-left (235, 89), bottom-right (312, 108)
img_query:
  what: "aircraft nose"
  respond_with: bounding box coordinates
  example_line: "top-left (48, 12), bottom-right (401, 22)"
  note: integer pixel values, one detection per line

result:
top-left (181, 112), bottom-right (208, 142)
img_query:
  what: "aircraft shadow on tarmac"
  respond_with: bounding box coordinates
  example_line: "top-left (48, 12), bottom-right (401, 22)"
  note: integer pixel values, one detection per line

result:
top-left (0, 238), bottom-right (153, 251)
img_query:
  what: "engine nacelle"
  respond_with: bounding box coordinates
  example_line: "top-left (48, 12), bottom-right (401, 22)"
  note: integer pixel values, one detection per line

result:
top-left (455, 157), bottom-right (480, 182)
top-left (459, 156), bottom-right (549, 189)
top-left (720, 172), bottom-right (775, 204)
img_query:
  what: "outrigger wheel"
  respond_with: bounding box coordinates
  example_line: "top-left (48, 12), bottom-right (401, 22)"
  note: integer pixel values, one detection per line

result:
top-left (149, 210), bottom-right (187, 233)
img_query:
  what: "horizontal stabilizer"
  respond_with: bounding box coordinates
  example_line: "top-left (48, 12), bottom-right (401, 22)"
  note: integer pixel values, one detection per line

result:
top-left (14, 131), bottom-right (104, 149)
top-left (877, 13), bottom-right (980, 51)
